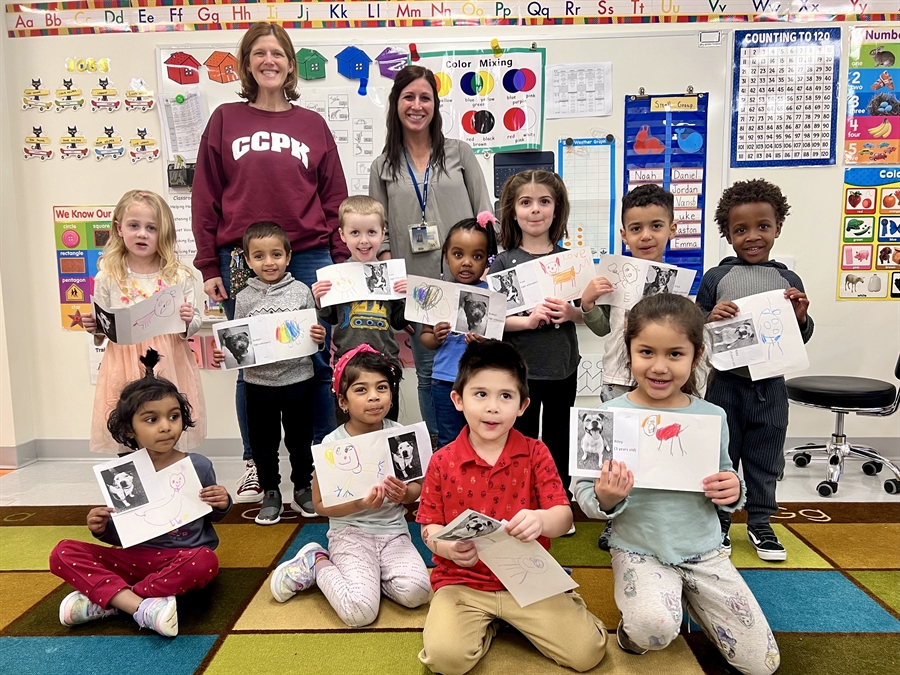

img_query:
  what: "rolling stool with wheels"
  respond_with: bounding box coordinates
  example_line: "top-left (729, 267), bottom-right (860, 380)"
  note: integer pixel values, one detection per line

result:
top-left (783, 354), bottom-right (900, 497)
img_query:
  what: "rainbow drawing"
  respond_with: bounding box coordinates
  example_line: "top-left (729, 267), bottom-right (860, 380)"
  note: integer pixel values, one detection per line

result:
top-left (275, 320), bottom-right (303, 344)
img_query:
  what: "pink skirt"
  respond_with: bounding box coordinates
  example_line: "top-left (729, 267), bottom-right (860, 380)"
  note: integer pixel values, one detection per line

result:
top-left (90, 335), bottom-right (207, 454)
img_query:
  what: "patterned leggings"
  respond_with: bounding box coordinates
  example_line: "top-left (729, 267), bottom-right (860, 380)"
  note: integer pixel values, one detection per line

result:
top-left (612, 548), bottom-right (780, 675)
top-left (318, 526), bottom-right (431, 627)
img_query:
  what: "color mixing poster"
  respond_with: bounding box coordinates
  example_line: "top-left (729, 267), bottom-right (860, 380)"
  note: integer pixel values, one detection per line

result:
top-left (839, 168), bottom-right (900, 300)
top-left (623, 93), bottom-right (709, 294)
top-left (417, 48), bottom-right (545, 152)
top-left (846, 27), bottom-right (900, 165)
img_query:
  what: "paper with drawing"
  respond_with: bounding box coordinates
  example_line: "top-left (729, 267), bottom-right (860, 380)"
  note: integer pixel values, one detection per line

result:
top-left (93, 450), bottom-right (212, 548)
top-left (316, 260), bottom-right (407, 307)
top-left (405, 275), bottom-right (506, 339)
top-left (734, 290), bottom-right (809, 380)
top-left (313, 422), bottom-right (431, 507)
top-left (569, 408), bottom-right (721, 492)
top-left (91, 285), bottom-right (185, 345)
top-left (487, 248), bottom-right (596, 315)
top-left (594, 255), bottom-right (695, 310)
top-left (212, 309), bottom-right (318, 371)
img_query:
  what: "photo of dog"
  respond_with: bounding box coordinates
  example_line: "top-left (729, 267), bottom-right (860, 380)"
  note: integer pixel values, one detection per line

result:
top-left (643, 265), bottom-right (677, 298)
top-left (576, 410), bottom-right (614, 472)
top-left (364, 262), bottom-right (389, 295)
top-left (491, 270), bottom-right (524, 311)
top-left (387, 432), bottom-right (422, 482)
top-left (433, 512), bottom-right (502, 541)
top-left (217, 324), bottom-right (255, 369)
top-left (93, 304), bottom-right (118, 344)
top-left (711, 318), bottom-right (759, 353)
top-left (99, 462), bottom-right (149, 514)
top-left (456, 291), bottom-right (489, 335)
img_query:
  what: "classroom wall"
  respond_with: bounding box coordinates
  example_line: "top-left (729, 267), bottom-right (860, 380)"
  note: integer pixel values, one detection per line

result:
top-left (0, 23), bottom-right (898, 466)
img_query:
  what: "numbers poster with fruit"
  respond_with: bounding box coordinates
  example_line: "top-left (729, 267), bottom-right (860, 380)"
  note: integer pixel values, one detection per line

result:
top-left (840, 168), bottom-right (900, 301)
top-left (845, 28), bottom-right (900, 165)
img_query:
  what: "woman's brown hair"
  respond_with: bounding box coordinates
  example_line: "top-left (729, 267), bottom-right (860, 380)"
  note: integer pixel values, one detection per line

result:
top-left (236, 23), bottom-right (299, 103)
top-left (381, 66), bottom-right (446, 178)
top-left (497, 170), bottom-right (570, 250)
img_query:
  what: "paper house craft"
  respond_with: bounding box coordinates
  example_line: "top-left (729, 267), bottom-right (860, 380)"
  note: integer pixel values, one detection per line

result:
top-left (336, 46), bottom-right (371, 81)
top-left (376, 47), bottom-right (409, 79)
top-left (296, 48), bottom-right (328, 81)
top-left (164, 52), bottom-right (201, 85)
top-left (204, 51), bottom-right (239, 84)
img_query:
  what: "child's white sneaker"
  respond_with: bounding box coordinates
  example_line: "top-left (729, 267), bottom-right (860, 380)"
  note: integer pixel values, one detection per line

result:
top-left (134, 596), bottom-right (178, 637)
top-left (270, 542), bottom-right (327, 603)
top-left (59, 591), bottom-right (118, 626)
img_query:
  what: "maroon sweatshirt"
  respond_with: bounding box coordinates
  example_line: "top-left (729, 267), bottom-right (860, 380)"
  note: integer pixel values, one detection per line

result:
top-left (191, 102), bottom-right (350, 281)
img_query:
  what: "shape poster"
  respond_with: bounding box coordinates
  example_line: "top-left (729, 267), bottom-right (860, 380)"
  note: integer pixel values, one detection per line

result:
top-left (417, 48), bottom-right (545, 152)
top-left (55, 205), bottom-right (113, 331)
top-left (623, 93), bottom-right (708, 294)
top-left (846, 27), bottom-right (900, 165)
top-left (839, 167), bottom-right (900, 300)
top-left (733, 28), bottom-right (839, 168)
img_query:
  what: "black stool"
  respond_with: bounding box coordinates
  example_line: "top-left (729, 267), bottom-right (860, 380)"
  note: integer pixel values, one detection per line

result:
top-left (784, 355), bottom-right (900, 497)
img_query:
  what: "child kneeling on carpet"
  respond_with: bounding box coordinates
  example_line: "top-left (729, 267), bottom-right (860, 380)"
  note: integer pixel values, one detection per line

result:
top-left (269, 345), bottom-right (431, 627)
top-left (49, 349), bottom-right (232, 637)
top-left (572, 294), bottom-right (780, 674)
top-left (417, 340), bottom-right (607, 675)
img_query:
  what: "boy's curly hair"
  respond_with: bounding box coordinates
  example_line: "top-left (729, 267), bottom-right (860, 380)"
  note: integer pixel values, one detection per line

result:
top-left (714, 179), bottom-right (791, 236)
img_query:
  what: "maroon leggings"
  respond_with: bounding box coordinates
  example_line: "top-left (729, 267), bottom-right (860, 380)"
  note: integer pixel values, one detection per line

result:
top-left (49, 539), bottom-right (219, 609)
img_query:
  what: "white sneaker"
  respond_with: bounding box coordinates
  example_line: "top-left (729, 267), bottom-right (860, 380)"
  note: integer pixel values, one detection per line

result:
top-left (235, 460), bottom-right (263, 503)
top-left (135, 596), bottom-right (178, 637)
top-left (59, 591), bottom-right (118, 626)
top-left (270, 542), bottom-right (327, 602)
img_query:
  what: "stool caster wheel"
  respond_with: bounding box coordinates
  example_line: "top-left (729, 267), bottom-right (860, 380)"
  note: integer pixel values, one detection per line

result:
top-left (793, 452), bottom-right (812, 468)
top-left (817, 480), bottom-right (838, 497)
top-left (863, 461), bottom-right (883, 476)
top-left (885, 479), bottom-right (900, 495)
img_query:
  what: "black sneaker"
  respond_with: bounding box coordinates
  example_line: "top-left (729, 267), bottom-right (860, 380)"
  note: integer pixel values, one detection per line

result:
top-left (290, 488), bottom-right (317, 518)
top-left (615, 618), bottom-right (647, 655)
top-left (255, 490), bottom-right (283, 525)
top-left (747, 524), bottom-right (787, 562)
top-left (598, 522), bottom-right (612, 551)
top-left (722, 528), bottom-right (732, 555)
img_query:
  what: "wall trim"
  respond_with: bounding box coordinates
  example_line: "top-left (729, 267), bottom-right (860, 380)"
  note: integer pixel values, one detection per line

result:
top-left (0, 439), bottom-right (37, 469)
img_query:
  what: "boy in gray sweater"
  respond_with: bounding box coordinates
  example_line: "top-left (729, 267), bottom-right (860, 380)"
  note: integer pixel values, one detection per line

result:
top-left (213, 222), bottom-right (326, 525)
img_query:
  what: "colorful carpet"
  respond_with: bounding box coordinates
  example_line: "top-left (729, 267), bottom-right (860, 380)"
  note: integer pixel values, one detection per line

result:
top-left (0, 502), bottom-right (897, 675)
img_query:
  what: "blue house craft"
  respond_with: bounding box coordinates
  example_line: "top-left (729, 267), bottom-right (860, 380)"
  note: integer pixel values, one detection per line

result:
top-left (296, 48), bottom-right (327, 81)
top-left (375, 47), bottom-right (408, 80)
top-left (336, 46), bottom-right (371, 81)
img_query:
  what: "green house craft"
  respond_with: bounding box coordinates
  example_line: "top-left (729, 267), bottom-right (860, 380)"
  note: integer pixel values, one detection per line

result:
top-left (296, 48), bottom-right (327, 81)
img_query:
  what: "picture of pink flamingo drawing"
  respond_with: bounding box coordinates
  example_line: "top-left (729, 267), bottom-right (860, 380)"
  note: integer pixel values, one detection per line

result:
top-left (642, 415), bottom-right (687, 456)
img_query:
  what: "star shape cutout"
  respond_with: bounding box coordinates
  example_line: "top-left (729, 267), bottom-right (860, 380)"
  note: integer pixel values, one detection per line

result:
top-left (68, 308), bottom-right (84, 328)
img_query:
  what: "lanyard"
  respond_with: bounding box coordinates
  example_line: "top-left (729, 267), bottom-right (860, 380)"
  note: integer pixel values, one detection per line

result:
top-left (404, 149), bottom-right (430, 224)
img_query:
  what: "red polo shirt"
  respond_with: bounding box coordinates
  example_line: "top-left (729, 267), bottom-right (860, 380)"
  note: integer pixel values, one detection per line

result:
top-left (416, 427), bottom-right (570, 592)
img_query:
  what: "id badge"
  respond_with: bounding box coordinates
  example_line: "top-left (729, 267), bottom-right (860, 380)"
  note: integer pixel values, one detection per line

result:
top-left (409, 221), bottom-right (441, 253)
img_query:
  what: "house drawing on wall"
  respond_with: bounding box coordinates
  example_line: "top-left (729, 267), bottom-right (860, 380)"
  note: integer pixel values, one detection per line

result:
top-left (336, 46), bottom-right (371, 81)
top-left (375, 47), bottom-right (408, 80)
top-left (204, 51), bottom-right (239, 84)
top-left (164, 52), bottom-right (201, 85)
top-left (296, 48), bottom-right (327, 81)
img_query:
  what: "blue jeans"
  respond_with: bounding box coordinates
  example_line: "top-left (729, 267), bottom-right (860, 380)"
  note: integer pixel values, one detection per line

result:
top-left (219, 246), bottom-right (337, 459)
top-left (410, 323), bottom-right (438, 435)
top-left (431, 378), bottom-right (464, 449)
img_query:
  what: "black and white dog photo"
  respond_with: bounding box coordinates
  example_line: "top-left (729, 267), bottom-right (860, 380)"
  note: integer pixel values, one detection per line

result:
top-left (711, 318), bottom-right (759, 352)
top-left (435, 512), bottom-right (502, 541)
top-left (643, 265), bottom-right (677, 297)
top-left (93, 303), bottom-right (118, 344)
top-left (218, 324), bottom-right (255, 368)
top-left (364, 262), bottom-right (389, 295)
top-left (455, 291), bottom-right (488, 335)
top-left (99, 462), bottom-right (149, 513)
top-left (491, 270), bottom-right (524, 311)
top-left (388, 432), bottom-right (423, 481)
top-left (576, 410), bottom-right (614, 472)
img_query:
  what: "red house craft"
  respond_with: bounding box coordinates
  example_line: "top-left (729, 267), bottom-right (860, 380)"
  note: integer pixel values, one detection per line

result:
top-left (204, 51), bottom-right (239, 84)
top-left (164, 52), bottom-right (201, 85)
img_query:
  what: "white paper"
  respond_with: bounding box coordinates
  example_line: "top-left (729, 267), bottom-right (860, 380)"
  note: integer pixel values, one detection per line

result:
top-left (316, 260), bottom-right (406, 307)
top-left (91, 285), bottom-right (185, 345)
top-left (547, 63), bottom-right (613, 119)
top-left (212, 309), bottom-right (318, 371)
top-left (313, 422), bottom-right (431, 507)
top-left (706, 313), bottom-right (766, 370)
top-left (570, 408), bottom-right (721, 492)
top-left (405, 276), bottom-right (506, 340)
top-left (156, 87), bottom-right (206, 162)
top-left (736, 290), bottom-right (810, 380)
top-left (487, 248), bottom-right (596, 315)
top-left (94, 449), bottom-right (165, 514)
top-left (595, 255), bottom-right (696, 310)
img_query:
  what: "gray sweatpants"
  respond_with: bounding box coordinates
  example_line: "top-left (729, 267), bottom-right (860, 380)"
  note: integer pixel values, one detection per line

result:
top-left (612, 548), bottom-right (780, 675)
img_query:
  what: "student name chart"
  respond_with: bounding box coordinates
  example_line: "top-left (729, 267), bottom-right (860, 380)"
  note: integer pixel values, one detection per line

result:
top-left (732, 28), bottom-right (840, 168)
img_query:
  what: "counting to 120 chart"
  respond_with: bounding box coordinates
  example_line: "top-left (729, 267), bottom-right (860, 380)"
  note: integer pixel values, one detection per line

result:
top-left (731, 28), bottom-right (841, 168)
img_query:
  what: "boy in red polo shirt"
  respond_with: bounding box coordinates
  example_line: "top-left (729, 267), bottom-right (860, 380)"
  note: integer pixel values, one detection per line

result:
top-left (416, 340), bottom-right (608, 675)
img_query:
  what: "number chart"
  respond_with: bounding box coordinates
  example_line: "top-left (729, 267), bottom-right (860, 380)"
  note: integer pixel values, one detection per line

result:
top-left (732, 28), bottom-right (840, 168)
top-left (846, 28), bottom-right (900, 166)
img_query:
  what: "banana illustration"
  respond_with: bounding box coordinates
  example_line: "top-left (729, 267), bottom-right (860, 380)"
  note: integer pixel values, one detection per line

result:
top-left (870, 118), bottom-right (894, 138)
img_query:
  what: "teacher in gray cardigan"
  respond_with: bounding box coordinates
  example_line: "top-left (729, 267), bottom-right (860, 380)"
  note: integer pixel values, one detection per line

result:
top-left (369, 65), bottom-right (492, 438)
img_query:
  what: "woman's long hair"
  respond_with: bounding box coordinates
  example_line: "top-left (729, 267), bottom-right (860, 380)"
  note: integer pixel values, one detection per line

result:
top-left (381, 66), bottom-right (446, 179)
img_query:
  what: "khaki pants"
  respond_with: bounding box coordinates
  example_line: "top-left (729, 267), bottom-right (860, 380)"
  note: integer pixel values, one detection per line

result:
top-left (420, 584), bottom-right (607, 675)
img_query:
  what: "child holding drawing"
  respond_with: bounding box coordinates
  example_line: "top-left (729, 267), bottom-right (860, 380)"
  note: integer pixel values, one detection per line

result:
top-left (50, 349), bottom-right (231, 638)
top-left (211, 222), bottom-right (326, 525)
top-left (269, 345), bottom-right (430, 627)
top-left (83, 189), bottom-right (206, 455)
top-left (699, 179), bottom-right (813, 561)
top-left (420, 213), bottom-right (499, 448)
top-left (572, 294), bottom-right (779, 673)
top-left (489, 170), bottom-right (582, 501)
top-left (417, 340), bottom-right (607, 675)
top-left (312, 196), bottom-right (409, 422)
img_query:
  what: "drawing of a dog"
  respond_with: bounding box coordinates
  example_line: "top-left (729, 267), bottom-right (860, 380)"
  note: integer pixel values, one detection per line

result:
top-left (365, 264), bottom-right (388, 293)
top-left (391, 440), bottom-right (416, 480)
top-left (221, 329), bottom-right (252, 364)
top-left (581, 412), bottom-right (611, 465)
top-left (107, 471), bottom-right (135, 507)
